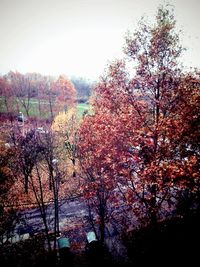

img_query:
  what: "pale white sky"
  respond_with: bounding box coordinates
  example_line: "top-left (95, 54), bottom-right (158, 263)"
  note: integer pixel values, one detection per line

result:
top-left (0, 0), bottom-right (199, 80)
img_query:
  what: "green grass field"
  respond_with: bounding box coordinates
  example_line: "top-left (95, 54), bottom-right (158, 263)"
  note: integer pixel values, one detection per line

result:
top-left (76, 102), bottom-right (91, 117)
top-left (0, 97), bottom-right (90, 119)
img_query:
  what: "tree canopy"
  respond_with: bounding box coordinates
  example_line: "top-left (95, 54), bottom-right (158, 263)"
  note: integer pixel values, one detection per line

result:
top-left (78, 6), bottom-right (200, 229)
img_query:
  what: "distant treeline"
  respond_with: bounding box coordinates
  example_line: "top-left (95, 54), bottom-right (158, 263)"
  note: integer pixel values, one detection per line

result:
top-left (0, 71), bottom-right (93, 118)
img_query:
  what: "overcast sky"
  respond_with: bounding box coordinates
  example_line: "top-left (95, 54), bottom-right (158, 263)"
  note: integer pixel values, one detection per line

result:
top-left (0, 0), bottom-right (199, 80)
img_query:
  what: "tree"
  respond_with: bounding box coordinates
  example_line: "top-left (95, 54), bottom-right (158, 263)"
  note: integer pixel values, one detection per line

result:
top-left (6, 71), bottom-right (33, 117)
top-left (78, 103), bottom-right (139, 242)
top-left (52, 108), bottom-right (79, 186)
top-left (169, 72), bottom-right (200, 216)
top-left (0, 77), bottom-right (15, 120)
top-left (25, 73), bottom-right (51, 118)
top-left (0, 142), bottom-right (20, 245)
top-left (121, 7), bottom-right (199, 224)
top-left (78, 5), bottom-right (200, 232)
top-left (10, 122), bottom-right (81, 252)
top-left (78, 114), bottom-right (117, 243)
top-left (71, 76), bottom-right (92, 102)
top-left (52, 75), bottom-right (77, 114)
top-left (10, 127), bottom-right (60, 252)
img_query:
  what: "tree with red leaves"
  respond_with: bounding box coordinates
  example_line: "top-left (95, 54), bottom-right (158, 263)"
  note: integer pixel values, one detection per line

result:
top-left (6, 71), bottom-right (34, 117)
top-left (52, 75), bottom-right (77, 114)
top-left (0, 76), bottom-right (15, 119)
top-left (78, 5), bottom-right (200, 234)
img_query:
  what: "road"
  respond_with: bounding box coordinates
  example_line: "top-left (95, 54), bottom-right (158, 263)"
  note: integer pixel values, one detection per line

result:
top-left (12, 196), bottom-right (130, 254)
top-left (17, 197), bottom-right (88, 235)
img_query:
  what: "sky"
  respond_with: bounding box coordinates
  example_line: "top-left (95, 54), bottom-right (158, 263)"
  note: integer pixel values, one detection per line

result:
top-left (0, 0), bottom-right (200, 80)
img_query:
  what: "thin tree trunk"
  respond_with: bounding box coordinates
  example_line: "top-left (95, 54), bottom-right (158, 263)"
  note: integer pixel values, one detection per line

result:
top-left (30, 171), bottom-right (52, 253)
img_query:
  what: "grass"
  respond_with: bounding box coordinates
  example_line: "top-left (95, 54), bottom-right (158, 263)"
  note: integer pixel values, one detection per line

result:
top-left (0, 97), bottom-right (51, 118)
top-left (0, 97), bottom-right (90, 119)
top-left (76, 103), bottom-right (91, 117)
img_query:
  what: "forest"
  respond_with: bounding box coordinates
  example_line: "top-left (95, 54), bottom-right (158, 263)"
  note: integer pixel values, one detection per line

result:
top-left (0, 6), bottom-right (199, 267)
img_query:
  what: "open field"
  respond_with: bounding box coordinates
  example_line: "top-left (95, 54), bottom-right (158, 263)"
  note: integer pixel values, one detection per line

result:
top-left (0, 97), bottom-right (90, 119)
top-left (76, 102), bottom-right (90, 117)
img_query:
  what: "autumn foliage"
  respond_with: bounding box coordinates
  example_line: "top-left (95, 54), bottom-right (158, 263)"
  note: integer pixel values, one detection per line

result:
top-left (0, 5), bottom-right (199, 265)
top-left (78, 6), bottom-right (200, 231)
top-left (52, 75), bottom-right (77, 113)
